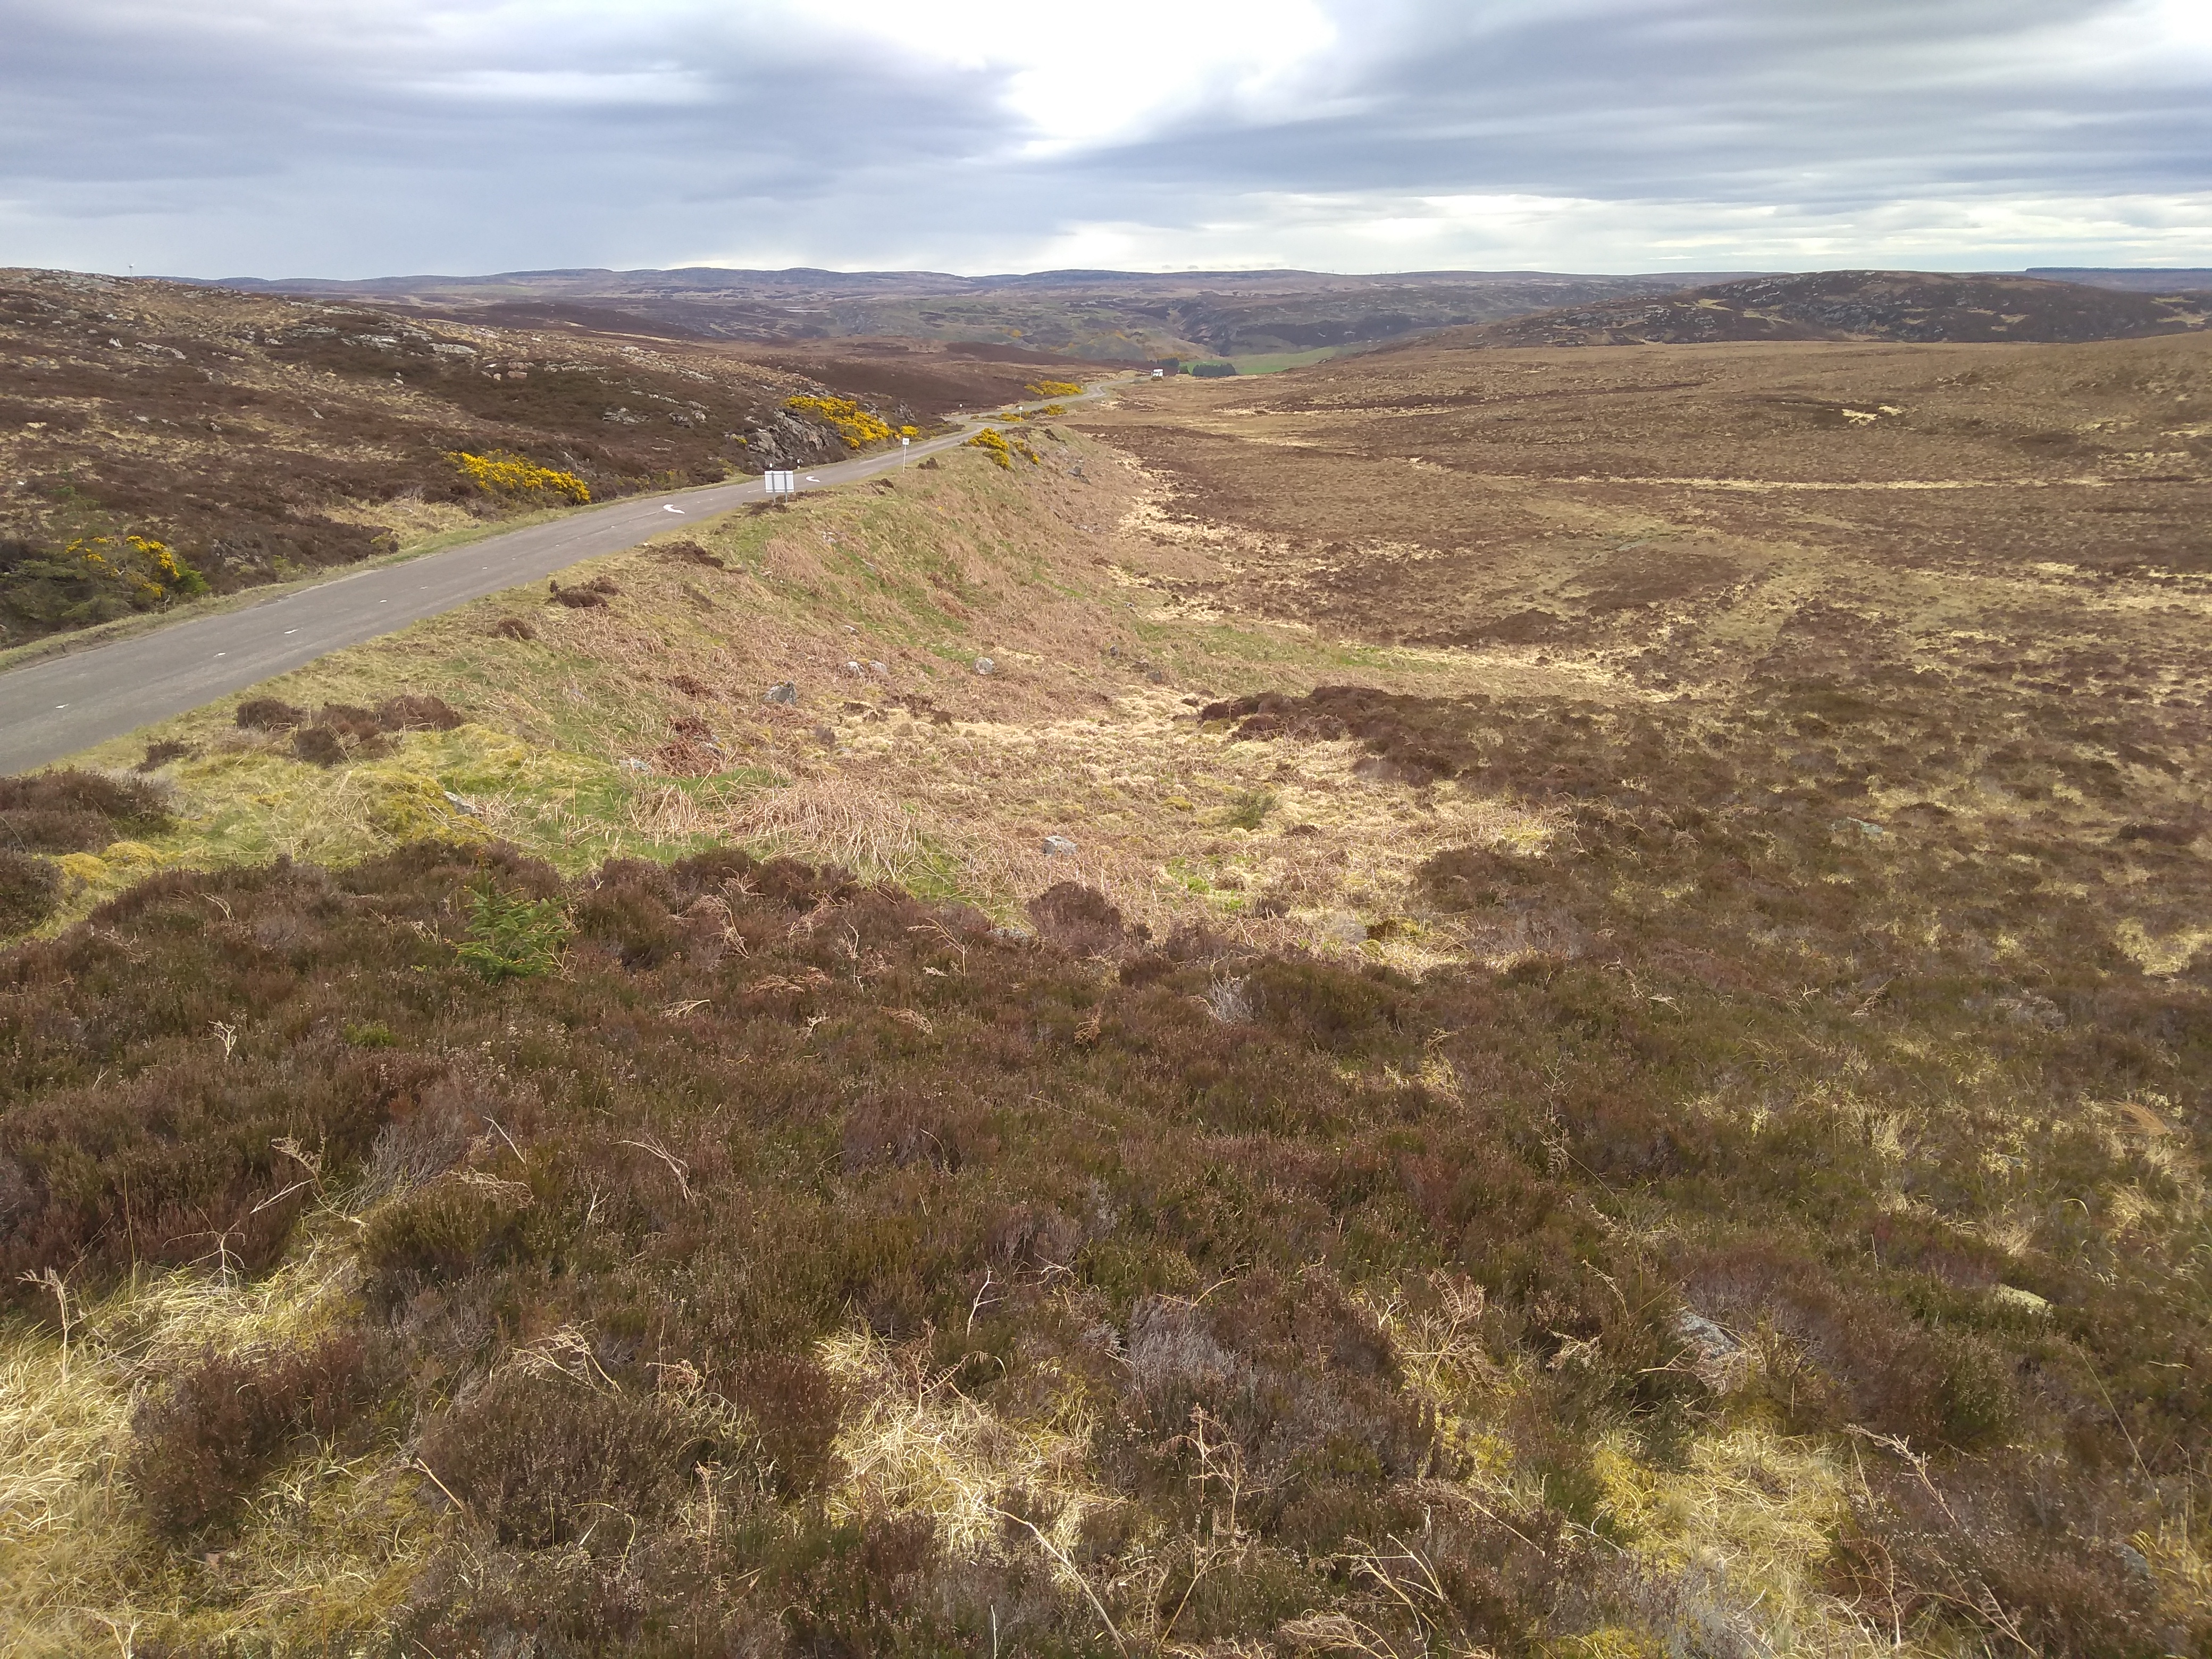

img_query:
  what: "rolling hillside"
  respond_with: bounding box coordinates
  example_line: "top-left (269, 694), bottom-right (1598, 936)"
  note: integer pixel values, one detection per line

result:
top-left (0, 270), bottom-right (1055, 650)
top-left (196, 266), bottom-right (1763, 363)
top-left (1427, 270), bottom-right (2211, 349)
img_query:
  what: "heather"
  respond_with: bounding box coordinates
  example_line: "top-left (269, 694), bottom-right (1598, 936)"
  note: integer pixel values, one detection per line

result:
top-left (1, 774), bottom-right (2206, 1652)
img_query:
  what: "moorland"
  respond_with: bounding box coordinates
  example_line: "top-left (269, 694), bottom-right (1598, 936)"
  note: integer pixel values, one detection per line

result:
top-left (0, 275), bottom-right (2208, 1658)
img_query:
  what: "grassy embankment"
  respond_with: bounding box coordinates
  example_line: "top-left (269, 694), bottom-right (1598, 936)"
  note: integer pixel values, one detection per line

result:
top-left (38, 431), bottom-right (1543, 960)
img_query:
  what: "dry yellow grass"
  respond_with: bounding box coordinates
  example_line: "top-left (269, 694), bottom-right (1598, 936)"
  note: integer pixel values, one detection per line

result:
top-left (0, 1232), bottom-right (433, 1656)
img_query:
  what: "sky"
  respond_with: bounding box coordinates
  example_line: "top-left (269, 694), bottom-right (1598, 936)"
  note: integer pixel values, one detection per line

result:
top-left (1, 0), bottom-right (2208, 279)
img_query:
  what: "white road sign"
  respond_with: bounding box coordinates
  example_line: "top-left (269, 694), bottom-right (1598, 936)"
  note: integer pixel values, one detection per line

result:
top-left (764, 470), bottom-right (797, 496)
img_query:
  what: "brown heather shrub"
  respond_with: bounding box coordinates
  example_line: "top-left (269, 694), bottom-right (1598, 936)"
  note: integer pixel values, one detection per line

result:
top-left (235, 696), bottom-right (306, 731)
top-left (726, 1351), bottom-right (848, 1494)
top-left (420, 1369), bottom-right (708, 1548)
top-left (313, 703), bottom-right (388, 743)
top-left (651, 539), bottom-right (723, 568)
top-left (1025, 879), bottom-right (1134, 957)
top-left (291, 724), bottom-right (349, 766)
top-left (0, 766), bottom-right (173, 848)
top-left (136, 738), bottom-right (193, 772)
top-left (0, 848), bottom-right (60, 933)
top-left (359, 1174), bottom-right (542, 1308)
top-left (374, 693), bottom-right (466, 731)
top-left (127, 1333), bottom-right (374, 1537)
top-left (488, 615), bottom-right (537, 642)
top-left (1837, 1462), bottom-right (2181, 1658)
top-left (267, 695), bottom-right (466, 765)
top-left (547, 574), bottom-right (620, 608)
top-left (0, 807), bottom-right (109, 853)
top-left (1200, 684), bottom-right (1492, 783)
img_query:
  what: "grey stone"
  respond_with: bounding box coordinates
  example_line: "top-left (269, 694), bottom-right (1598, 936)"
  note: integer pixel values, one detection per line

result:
top-left (618, 758), bottom-right (650, 773)
top-left (1042, 834), bottom-right (1078, 858)
top-left (1317, 911), bottom-right (1368, 945)
top-left (974, 656), bottom-right (995, 675)
top-left (1674, 1309), bottom-right (1749, 1389)
top-left (761, 682), bottom-right (798, 705)
top-left (1675, 1310), bottom-right (1742, 1363)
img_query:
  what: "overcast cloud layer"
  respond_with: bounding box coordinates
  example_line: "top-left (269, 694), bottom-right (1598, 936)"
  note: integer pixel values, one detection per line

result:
top-left (2, 0), bottom-right (2208, 278)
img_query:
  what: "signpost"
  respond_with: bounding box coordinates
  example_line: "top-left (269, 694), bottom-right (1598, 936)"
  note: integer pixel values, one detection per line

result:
top-left (764, 470), bottom-right (797, 499)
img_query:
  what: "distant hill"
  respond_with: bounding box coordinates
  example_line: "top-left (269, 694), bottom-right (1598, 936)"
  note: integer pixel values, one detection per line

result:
top-left (2027, 267), bottom-right (2212, 294)
top-left (1416, 270), bottom-right (2210, 350)
top-left (183, 267), bottom-right (1764, 363)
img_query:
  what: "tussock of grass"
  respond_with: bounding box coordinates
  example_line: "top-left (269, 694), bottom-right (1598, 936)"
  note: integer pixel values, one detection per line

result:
top-left (0, 1236), bottom-right (430, 1656)
top-left (819, 1329), bottom-right (1109, 1562)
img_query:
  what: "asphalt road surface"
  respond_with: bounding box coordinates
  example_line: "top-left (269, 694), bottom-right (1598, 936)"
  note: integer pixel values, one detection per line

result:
top-left (0, 409), bottom-right (1070, 774)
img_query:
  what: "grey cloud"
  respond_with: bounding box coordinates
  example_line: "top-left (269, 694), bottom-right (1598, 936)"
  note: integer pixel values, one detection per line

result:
top-left (0, 0), bottom-right (2205, 275)
top-left (1097, 0), bottom-right (2209, 203)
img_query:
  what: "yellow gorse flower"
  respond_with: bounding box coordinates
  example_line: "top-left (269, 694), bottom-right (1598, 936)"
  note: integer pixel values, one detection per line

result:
top-left (60, 533), bottom-right (207, 601)
top-left (965, 428), bottom-right (1041, 470)
top-left (784, 396), bottom-right (894, 449)
top-left (449, 451), bottom-right (592, 504)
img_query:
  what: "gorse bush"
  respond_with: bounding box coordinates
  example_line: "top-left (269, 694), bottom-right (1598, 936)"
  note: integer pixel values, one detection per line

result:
top-left (1024, 380), bottom-right (1083, 398)
top-left (783, 395), bottom-right (896, 449)
top-left (0, 531), bottom-right (208, 633)
top-left (448, 449), bottom-right (592, 505)
top-left (966, 426), bottom-right (1040, 469)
